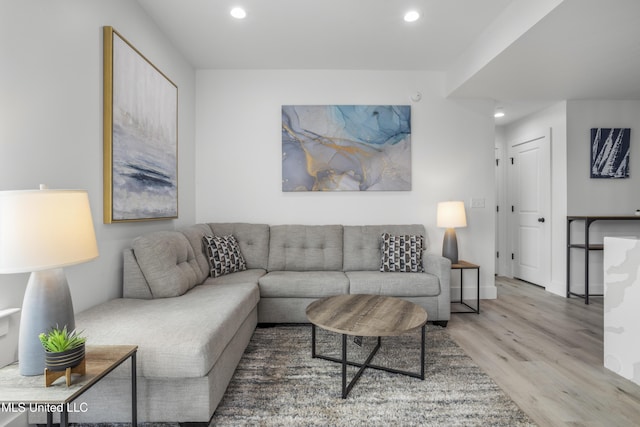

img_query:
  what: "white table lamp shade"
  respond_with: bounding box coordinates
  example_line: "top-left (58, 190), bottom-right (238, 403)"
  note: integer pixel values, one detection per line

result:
top-left (0, 189), bottom-right (98, 375)
top-left (0, 190), bottom-right (98, 273)
top-left (436, 201), bottom-right (467, 229)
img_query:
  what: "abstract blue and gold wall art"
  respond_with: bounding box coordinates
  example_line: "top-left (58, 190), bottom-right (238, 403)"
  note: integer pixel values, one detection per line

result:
top-left (590, 128), bottom-right (630, 178)
top-left (282, 105), bottom-right (411, 191)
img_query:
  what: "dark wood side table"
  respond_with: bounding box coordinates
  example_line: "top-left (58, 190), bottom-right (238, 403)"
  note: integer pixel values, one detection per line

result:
top-left (451, 260), bottom-right (480, 314)
top-left (0, 345), bottom-right (137, 427)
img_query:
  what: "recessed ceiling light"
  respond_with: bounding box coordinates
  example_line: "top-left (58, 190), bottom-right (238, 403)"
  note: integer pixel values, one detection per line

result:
top-left (404, 11), bottom-right (420, 23)
top-left (494, 109), bottom-right (505, 118)
top-left (230, 7), bottom-right (247, 19)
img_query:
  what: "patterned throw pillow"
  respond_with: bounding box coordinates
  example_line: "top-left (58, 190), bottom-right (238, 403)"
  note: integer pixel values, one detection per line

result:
top-left (203, 234), bottom-right (247, 278)
top-left (379, 233), bottom-right (425, 273)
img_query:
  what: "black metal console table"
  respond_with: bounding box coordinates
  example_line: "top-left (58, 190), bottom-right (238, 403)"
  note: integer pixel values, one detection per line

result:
top-left (566, 215), bottom-right (640, 304)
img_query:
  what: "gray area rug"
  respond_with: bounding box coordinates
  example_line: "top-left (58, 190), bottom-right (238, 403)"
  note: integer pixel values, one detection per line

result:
top-left (210, 324), bottom-right (535, 426)
top-left (73, 325), bottom-right (535, 426)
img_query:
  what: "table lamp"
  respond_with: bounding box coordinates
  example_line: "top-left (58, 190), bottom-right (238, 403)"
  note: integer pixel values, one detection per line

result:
top-left (437, 201), bottom-right (467, 264)
top-left (0, 186), bottom-right (99, 375)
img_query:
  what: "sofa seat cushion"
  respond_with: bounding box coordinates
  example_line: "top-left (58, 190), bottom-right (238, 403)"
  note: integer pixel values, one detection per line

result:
top-left (76, 282), bottom-right (259, 378)
top-left (259, 271), bottom-right (349, 298)
top-left (202, 268), bottom-right (266, 286)
top-left (346, 271), bottom-right (440, 297)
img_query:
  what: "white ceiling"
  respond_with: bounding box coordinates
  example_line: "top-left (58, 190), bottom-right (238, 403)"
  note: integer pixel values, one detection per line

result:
top-left (136, 0), bottom-right (640, 125)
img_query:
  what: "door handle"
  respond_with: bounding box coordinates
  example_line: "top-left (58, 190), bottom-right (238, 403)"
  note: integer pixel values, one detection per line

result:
top-left (538, 217), bottom-right (545, 223)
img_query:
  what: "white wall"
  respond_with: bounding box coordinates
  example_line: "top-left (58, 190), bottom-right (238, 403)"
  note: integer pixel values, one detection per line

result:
top-left (567, 100), bottom-right (640, 214)
top-left (0, 0), bottom-right (196, 364)
top-left (564, 100), bottom-right (640, 294)
top-left (500, 101), bottom-right (567, 296)
top-left (195, 69), bottom-right (497, 298)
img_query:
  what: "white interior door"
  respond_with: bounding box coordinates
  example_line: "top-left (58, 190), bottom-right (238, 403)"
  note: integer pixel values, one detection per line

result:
top-left (509, 131), bottom-right (551, 287)
top-left (495, 145), bottom-right (503, 275)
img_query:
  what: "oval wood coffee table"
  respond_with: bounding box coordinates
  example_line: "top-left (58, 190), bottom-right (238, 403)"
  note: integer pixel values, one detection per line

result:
top-left (306, 294), bottom-right (427, 398)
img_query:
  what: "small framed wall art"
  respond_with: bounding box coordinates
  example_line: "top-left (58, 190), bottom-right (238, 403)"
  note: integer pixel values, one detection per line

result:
top-left (282, 105), bottom-right (411, 191)
top-left (103, 26), bottom-right (178, 223)
top-left (590, 128), bottom-right (630, 179)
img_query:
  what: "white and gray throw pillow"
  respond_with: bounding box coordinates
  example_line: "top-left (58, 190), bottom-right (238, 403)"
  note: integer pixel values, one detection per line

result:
top-left (380, 233), bottom-right (425, 273)
top-left (203, 234), bottom-right (247, 278)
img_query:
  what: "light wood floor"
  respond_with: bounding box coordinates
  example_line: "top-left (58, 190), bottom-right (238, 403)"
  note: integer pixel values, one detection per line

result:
top-left (446, 277), bottom-right (640, 427)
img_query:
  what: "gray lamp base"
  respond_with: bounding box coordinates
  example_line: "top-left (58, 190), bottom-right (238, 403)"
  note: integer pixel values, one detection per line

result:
top-left (18, 268), bottom-right (75, 376)
top-left (442, 228), bottom-right (459, 264)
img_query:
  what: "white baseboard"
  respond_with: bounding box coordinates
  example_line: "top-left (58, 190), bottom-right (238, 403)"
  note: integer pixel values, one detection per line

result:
top-left (547, 279), bottom-right (566, 297)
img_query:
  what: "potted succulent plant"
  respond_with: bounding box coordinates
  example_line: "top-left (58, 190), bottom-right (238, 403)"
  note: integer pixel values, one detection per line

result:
top-left (39, 325), bottom-right (86, 372)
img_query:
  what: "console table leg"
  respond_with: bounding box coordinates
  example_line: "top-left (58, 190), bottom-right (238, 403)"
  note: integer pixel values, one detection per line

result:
top-left (460, 269), bottom-right (464, 305)
top-left (567, 218), bottom-right (572, 298)
top-left (476, 267), bottom-right (480, 313)
top-left (131, 351), bottom-right (137, 426)
top-left (585, 220), bottom-right (590, 305)
top-left (60, 407), bottom-right (68, 427)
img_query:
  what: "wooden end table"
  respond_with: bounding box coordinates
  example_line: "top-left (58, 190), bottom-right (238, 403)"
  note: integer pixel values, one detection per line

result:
top-left (306, 294), bottom-right (427, 398)
top-left (451, 260), bottom-right (480, 314)
top-left (0, 345), bottom-right (137, 427)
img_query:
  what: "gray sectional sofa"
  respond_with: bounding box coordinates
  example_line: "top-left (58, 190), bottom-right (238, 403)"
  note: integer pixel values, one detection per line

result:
top-left (45, 223), bottom-right (450, 424)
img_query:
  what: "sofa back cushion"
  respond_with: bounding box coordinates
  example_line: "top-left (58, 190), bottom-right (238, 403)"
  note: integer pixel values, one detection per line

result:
top-left (123, 249), bottom-right (153, 299)
top-left (268, 225), bottom-right (343, 271)
top-left (208, 223), bottom-right (270, 270)
top-left (343, 225), bottom-right (427, 271)
top-left (132, 231), bottom-right (202, 298)
top-left (178, 223), bottom-right (215, 283)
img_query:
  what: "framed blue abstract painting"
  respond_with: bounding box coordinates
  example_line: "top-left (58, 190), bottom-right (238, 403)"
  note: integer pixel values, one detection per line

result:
top-left (103, 26), bottom-right (178, 223)
top-left (590, 128), bottom-right (630, 179)
top-left (282, 105), bottom-right (411, 191)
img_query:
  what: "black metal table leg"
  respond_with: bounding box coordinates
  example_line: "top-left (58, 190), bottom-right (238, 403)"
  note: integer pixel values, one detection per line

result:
top-left (341, 334), bottom-right (381, 399)
top-left (60, 407), bottom-right (68, 427)
top-left (584, 218), bottom-right (590, 304)
top-left (420, 325), bottom-right (425, 380)
top-left (567, 218), bottom-right (572, 298)
top-left (476, 267), bottom-right (480, 313)
top-left (460, 269), bottom-right (464, 305)
top-left (341, 334), bottom-right (347, 398)
top-left (311, 324), bottom-right (425, 399)
top-left (131, 351), bottom-right (137, 426)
